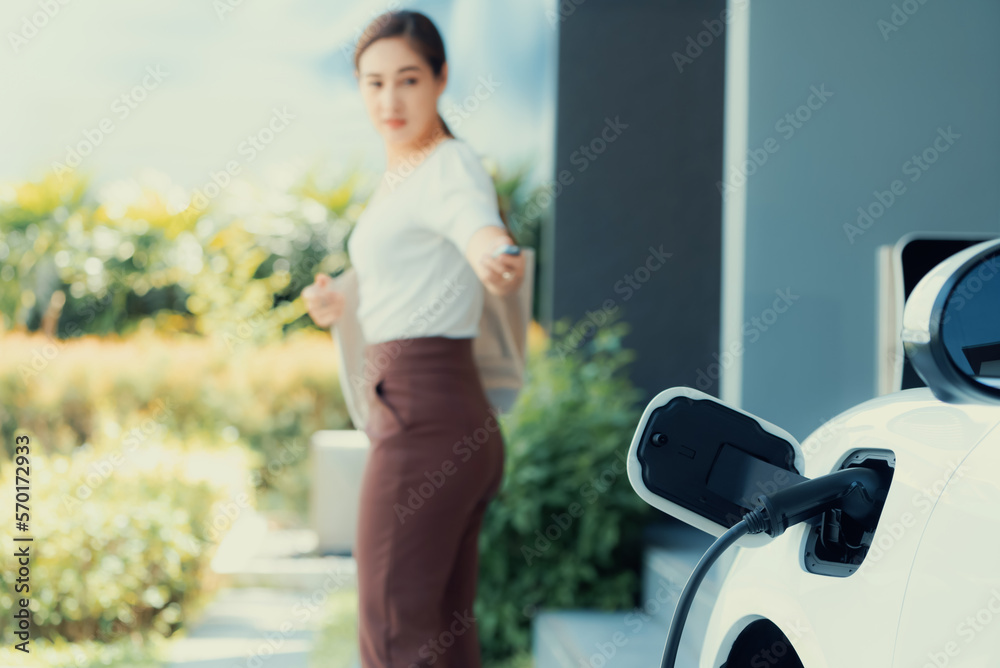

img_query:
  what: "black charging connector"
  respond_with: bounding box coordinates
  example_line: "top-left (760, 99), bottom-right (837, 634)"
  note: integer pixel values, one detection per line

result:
top-left (748, 467), bottom-right (883, 538)
top-left (658, 468), bottom-right (886, 668)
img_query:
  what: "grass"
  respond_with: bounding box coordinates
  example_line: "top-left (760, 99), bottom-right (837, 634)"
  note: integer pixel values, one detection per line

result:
top-left (309, 587), bottom-right (361, 668)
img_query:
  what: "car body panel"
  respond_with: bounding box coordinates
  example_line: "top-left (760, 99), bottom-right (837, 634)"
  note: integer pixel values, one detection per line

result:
top-left (891, 430), bottom-right (1000, 666)
top-left (700, 388), bottom-right (1000, 667)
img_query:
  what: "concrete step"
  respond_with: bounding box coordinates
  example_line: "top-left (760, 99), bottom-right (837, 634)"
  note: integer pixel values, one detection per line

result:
top-left (533, 520), bottom-right (737, 668)
top-left (533, 609), bottom-right (696, 668)
top-left (166, 520), bottom-right (361, 667)
top-left (641, 521), bottom-right (730, 623)
top-left (225, 555), bottom-right (357, 591)
top-left (164, 587), bottom-right (321, 668)
top-left (210, 513), bottom-right (358, 591)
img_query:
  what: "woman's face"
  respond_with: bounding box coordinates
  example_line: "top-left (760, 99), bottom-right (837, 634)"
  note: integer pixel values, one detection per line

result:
top-left (356, 37), bottom-right (447, 146)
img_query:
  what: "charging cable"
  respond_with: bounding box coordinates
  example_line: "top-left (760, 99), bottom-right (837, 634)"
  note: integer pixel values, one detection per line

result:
top-left (658, 468), bottom-right (884, 668)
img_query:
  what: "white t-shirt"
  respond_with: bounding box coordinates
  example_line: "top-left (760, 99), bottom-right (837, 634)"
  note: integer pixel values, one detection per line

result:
top-left (346, 138), bottom-right (506, 345)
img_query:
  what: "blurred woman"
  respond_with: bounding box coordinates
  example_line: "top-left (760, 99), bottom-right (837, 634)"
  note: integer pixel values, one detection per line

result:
top-left (302, 9), bottom-right (525, 668)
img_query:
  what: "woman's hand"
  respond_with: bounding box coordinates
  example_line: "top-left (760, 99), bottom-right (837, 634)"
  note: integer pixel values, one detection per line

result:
top-left (468, 228), bottom-right (527, 297)
top-left (302, 274), bottom-right (346, 328)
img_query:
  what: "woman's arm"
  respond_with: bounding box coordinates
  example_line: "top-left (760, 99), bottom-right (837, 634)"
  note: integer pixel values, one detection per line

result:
top-left (466, 226), bottom-right (527, 297)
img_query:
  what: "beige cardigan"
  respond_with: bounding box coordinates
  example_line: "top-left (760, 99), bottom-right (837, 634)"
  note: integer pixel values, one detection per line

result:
top-left (329, 247), bottom-right (535, 431)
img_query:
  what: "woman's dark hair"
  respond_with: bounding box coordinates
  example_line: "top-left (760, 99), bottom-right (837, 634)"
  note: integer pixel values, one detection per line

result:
top-left (353, 10), bottom-right (515, 236)
top-left (354, 10), bottom-right (455, 141)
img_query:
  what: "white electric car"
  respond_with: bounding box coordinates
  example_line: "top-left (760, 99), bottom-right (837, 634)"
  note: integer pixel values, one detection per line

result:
top-left (627, 238), bottom-right (1000, 667)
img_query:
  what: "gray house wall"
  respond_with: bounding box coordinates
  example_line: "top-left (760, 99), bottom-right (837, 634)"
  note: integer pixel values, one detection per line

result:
top-left (548, 0), bottom-right (727, 401)
top-left (732, 0), bottom-right (1000, 439)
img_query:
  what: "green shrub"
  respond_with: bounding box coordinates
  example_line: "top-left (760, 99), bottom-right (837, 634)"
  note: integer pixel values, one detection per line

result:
top-left (0, 435), bottom-right (254, 666)
top-left (0, 161), bottom-right (545, 339)
top-left (0, 330), bottom-right (351, 519)
top-left (476, 313), bottom-right (653, 662)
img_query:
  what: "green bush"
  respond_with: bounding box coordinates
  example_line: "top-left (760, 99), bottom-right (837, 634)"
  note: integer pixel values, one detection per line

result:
top-left (0, 436), bottom-right (255, 666)
top-left (0, 160), bottom-right (546, 339)
top-left (0, 330), bottom-right (351, 520)
top-left (0, 169), bottom-right (354, 342)
top-left (477, 313), bottom-right (653, 662)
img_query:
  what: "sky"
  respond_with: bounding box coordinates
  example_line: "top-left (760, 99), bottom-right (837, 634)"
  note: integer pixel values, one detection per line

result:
top-left (0, 0), bottom-right (557, 196)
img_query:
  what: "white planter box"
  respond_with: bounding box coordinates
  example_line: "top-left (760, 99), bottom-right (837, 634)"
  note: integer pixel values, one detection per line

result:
top-left (309, 429), bottom-right (370, 555)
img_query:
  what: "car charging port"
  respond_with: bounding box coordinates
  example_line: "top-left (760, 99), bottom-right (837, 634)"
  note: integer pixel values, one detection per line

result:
top-left (657, 450), bottom-right (892, 667)
top-left (802, 449), bottom-right (895, 577)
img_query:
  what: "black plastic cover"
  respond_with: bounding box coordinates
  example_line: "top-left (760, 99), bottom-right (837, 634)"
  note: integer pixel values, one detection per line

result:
top-left (635, 397), bottom-right (802, 529)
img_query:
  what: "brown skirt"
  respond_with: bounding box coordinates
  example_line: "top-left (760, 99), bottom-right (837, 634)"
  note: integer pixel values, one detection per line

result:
top-left (355, 335), bottom-right (505, 668)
